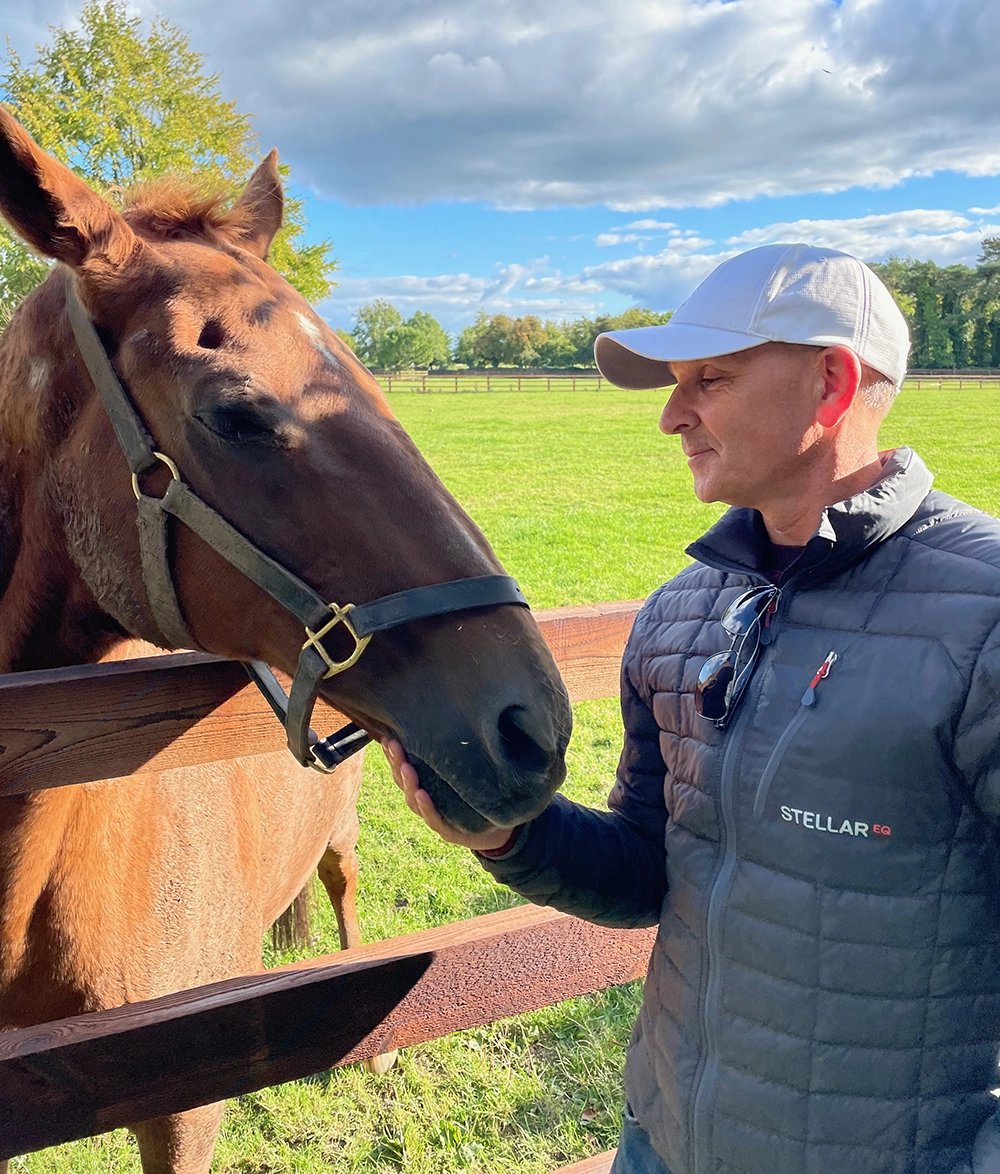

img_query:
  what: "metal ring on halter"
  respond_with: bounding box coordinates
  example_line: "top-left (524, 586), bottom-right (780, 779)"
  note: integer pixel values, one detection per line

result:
top-left (302, 602), bottom-right (373, 679)
top-left (131, 451), bottom-right (181, 501)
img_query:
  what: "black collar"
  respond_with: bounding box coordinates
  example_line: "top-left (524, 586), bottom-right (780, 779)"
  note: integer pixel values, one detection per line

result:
top-left (686, 448), bottom-right (934, 585)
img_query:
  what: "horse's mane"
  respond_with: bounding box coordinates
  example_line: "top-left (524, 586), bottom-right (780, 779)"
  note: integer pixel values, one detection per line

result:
top-left (120, 180), bottom-right (251, 247)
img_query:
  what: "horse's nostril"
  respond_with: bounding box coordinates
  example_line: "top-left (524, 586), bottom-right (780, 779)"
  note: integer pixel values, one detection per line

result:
top-left (496, 705), bottom-right (551, 777)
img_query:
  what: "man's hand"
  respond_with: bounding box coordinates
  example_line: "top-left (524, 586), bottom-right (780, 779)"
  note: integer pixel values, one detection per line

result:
top-left (381, 739), bottom-right (517, 852)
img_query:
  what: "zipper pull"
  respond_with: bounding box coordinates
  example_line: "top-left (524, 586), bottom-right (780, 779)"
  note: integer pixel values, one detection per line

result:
top-left (801, 651), bottom-right (838, 706)
top-left (759, 594), bottom-right (781, 646)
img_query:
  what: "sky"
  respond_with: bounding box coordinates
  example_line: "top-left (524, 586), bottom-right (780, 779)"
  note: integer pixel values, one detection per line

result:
top-left (6, 0), bottom-right (1000, 334)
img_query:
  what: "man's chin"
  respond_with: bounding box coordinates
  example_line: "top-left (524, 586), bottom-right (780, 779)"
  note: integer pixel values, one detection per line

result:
top-left (690, 475), bottom-right (724, 504)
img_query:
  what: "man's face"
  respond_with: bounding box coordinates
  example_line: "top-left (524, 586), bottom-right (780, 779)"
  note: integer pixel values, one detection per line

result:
top-left (659, 343), bottom-right (825, 510)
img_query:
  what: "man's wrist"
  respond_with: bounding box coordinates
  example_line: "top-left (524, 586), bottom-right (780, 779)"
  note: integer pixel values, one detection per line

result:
top-left (476, 825), bottom-right (524, 858)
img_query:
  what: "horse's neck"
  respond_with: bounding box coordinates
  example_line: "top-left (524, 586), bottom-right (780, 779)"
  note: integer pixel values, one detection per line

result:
top-left (0, 279), bottom-right (125, 673)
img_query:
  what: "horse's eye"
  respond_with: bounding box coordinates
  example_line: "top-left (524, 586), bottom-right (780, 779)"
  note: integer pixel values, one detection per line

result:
top-left (195, 405), bottom-right (278, 445)
top-left (197, 320), bottom-right (225, 350)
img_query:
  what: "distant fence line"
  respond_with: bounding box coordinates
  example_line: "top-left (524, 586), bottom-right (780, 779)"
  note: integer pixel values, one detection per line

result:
top-left (373, 371), bottom-right (1000, 395)
top-left (909, 374), bottom-right (1000, 390)
top-left (377, 372), bottom-right (606, 394)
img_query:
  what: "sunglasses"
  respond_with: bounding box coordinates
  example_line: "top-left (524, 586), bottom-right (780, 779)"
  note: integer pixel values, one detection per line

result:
top-left (695, 585), bottom-right (780, 729)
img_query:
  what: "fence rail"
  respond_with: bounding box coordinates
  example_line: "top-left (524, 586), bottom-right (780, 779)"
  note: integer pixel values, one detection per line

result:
top-left (0, 598), bottom-right (646, 1161)
top-left (371, 372), bottom-right (1000, 395)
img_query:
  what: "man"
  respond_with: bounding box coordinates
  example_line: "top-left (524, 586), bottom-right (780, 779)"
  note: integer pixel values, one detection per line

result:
top-left (384, 244), bottom-right (1000, 1174)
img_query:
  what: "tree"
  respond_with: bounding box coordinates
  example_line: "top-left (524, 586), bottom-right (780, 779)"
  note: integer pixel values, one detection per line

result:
top-left (535, 320), bottom-right (576, 368)
top-left (349, 302), bottom-right (451, 369)
top-left (393, 310), bottom-right (451, 369)
top-left (871, 254), bottom-right (1000, 371)
top-left (979, 238), bottom-right (1000, 266)
top-left (564, 308), bottom-right (673, 366)
top-left (0, 0), bottom-right (337, 323)
top-left (455, 313), bottom-right (547, 367)
top-left (349, 300), bottom-right (404, 366)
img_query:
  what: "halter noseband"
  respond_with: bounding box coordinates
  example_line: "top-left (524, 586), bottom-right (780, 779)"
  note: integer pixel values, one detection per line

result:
top-left (66, 285), bottom-right (528, 772)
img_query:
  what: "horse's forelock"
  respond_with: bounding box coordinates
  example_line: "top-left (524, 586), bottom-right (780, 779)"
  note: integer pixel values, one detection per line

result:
top-left (120, 181), bottom-right (252, 248)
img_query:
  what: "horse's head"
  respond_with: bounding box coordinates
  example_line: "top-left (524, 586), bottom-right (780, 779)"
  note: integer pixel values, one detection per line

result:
top-left (0, 108), bottom-right (572, 832)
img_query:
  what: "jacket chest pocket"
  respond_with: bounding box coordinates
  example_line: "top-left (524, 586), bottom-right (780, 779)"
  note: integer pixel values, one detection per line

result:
top-left (741, 639), bottom-right (963, 853)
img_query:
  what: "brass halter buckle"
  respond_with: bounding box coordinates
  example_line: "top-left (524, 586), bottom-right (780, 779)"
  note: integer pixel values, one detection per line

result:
top-left (132, 451), bottom-right (181, 501)
top-left (303, 602), bottom-right (372, 678)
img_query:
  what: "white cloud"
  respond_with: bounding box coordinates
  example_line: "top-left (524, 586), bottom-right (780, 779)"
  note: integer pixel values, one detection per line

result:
top-left (321, 205), bottom-right (1000, 331)
top-left (10, 0), bottom-right (997, 211)
top-left (318, 265), bottom-right (604, 332)
top-left (595, 232), bottom-right (646, 247)
top-left (623, 220), bottom-right (678, 232)
top-left (727, 209), bottom-right (1000, 265)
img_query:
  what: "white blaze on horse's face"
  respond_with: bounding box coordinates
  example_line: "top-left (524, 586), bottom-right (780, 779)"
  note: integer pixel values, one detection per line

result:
top-left (295, 311), bottom-right (341, 372)
top-left (28, 359), bottom-right (49, 394)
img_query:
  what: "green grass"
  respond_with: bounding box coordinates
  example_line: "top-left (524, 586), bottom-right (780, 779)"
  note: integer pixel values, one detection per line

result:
top-left (17, 383), bottom-right (998, 1173)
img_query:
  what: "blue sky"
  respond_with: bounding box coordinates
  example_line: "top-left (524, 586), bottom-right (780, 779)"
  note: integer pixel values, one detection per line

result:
top-left (7, 0), bottom-right (1000, 334)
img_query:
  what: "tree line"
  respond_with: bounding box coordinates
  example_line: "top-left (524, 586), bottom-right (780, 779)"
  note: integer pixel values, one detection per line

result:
top-left (871, 243), bottom-right (1000, 370)
top-left (345, 244), bottom-right (1000, 373)
top-left (341, 303), bottom-right (673, 370)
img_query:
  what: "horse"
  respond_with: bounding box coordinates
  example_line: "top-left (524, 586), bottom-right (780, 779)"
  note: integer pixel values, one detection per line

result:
top-left (0, 107), bottom-right (571, 1174)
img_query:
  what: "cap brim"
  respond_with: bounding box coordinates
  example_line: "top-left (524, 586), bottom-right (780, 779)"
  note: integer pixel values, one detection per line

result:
top-left (594, 324), bottom-right (768, 389)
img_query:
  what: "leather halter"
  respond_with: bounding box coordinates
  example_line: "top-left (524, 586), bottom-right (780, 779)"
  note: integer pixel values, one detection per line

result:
top-left (65, 285), bottom-right (528, 772)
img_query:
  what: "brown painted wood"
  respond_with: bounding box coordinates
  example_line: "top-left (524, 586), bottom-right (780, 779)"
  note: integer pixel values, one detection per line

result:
top-left (535, 600), bottom-right (642, 704)
top-left (554, 1150), bottom-right (618, 1174)
top-left (0, 655), bottom-right (349, 797)
top-left (0, 601), bottom-right (643, 797)
top-left (0, 905), bottom-right (654, 1159)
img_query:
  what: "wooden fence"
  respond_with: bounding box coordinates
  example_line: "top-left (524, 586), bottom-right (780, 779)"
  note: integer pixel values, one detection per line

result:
top-left (0, 599), bottom-right (649, 1167)
top-left (380, 372), bottom-right (608, 394)
top-left (372, 372), bottom-right (1000, 396)
top-left (909, 374), bottom-right (1000, 390)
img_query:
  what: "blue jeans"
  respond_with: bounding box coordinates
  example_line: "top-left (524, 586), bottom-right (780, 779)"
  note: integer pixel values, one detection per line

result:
top-left (609, 1109), bottom-right (673, 1174)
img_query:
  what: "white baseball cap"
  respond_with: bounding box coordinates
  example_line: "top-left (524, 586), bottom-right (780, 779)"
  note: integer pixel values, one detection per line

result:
top-left (594, 243), bottom-right (910, 390)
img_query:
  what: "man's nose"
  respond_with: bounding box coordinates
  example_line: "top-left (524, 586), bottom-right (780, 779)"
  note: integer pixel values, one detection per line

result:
top-left (659, 384), bottom-right (697, 434)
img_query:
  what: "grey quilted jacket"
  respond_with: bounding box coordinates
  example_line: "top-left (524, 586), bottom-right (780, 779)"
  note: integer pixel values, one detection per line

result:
top-left (481, 448), bottom-right (1000, 1174)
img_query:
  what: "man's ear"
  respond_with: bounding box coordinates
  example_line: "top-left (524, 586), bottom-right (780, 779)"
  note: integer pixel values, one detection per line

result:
top-left (815, 346), bottom-right (863, 429)
top-left (233, 149), bottom-right (283, 260)
top-left (0, 104), bottom-right (137, 271)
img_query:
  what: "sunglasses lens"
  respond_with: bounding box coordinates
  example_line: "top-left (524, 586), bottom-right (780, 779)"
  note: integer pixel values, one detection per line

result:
top-left (721, 586), bottom-right (778, 637)
top-left (695, 650), bottom-right (737, 720)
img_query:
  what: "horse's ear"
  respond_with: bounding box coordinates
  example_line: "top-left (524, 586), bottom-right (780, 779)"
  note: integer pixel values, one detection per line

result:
top-left (0, 105), bottom-right (136, 270)
top-left (233, 149), bottom-right (284, 260)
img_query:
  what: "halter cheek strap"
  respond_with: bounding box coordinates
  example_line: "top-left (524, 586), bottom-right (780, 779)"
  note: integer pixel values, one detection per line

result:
top-left (65, 284), bottom-right (529, 771)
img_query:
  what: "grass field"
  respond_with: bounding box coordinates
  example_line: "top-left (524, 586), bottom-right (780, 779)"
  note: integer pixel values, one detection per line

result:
top-left (17, 383), bottom-right (999, 1173)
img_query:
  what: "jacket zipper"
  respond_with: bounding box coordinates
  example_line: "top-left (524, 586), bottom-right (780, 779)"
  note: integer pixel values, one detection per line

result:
top-left (751, 651), bottom-right (838, 817)
top-left (690, 684), bottom-right (753, 1174)
top-left (689, 586), bottom-right (784, 1174)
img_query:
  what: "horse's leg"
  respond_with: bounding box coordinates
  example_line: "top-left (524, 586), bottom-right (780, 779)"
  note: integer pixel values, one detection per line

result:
top-left (132, 1102), bottom-right (224, 1174)
top-left (317, 842), bottom-right (398, 1075)
top-left (317, 843), bottom-right (361, 951)
top-left (1, 1158), bottom-right (9, 1173)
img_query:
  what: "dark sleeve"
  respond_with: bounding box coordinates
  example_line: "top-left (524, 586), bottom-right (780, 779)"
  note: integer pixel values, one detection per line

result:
top-left (476, 638), bottom-right (669, 929)
top-left (955, 620), bottom-right (1000, 823)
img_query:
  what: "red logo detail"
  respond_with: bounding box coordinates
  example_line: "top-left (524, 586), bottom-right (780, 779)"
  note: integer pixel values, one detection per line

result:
top-left (872, 824), bottom-right (891, 837)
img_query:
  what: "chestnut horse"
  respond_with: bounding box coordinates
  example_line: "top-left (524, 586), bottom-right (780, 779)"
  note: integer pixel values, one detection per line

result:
top-left (0, 108), bottom-right (571, 1173)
